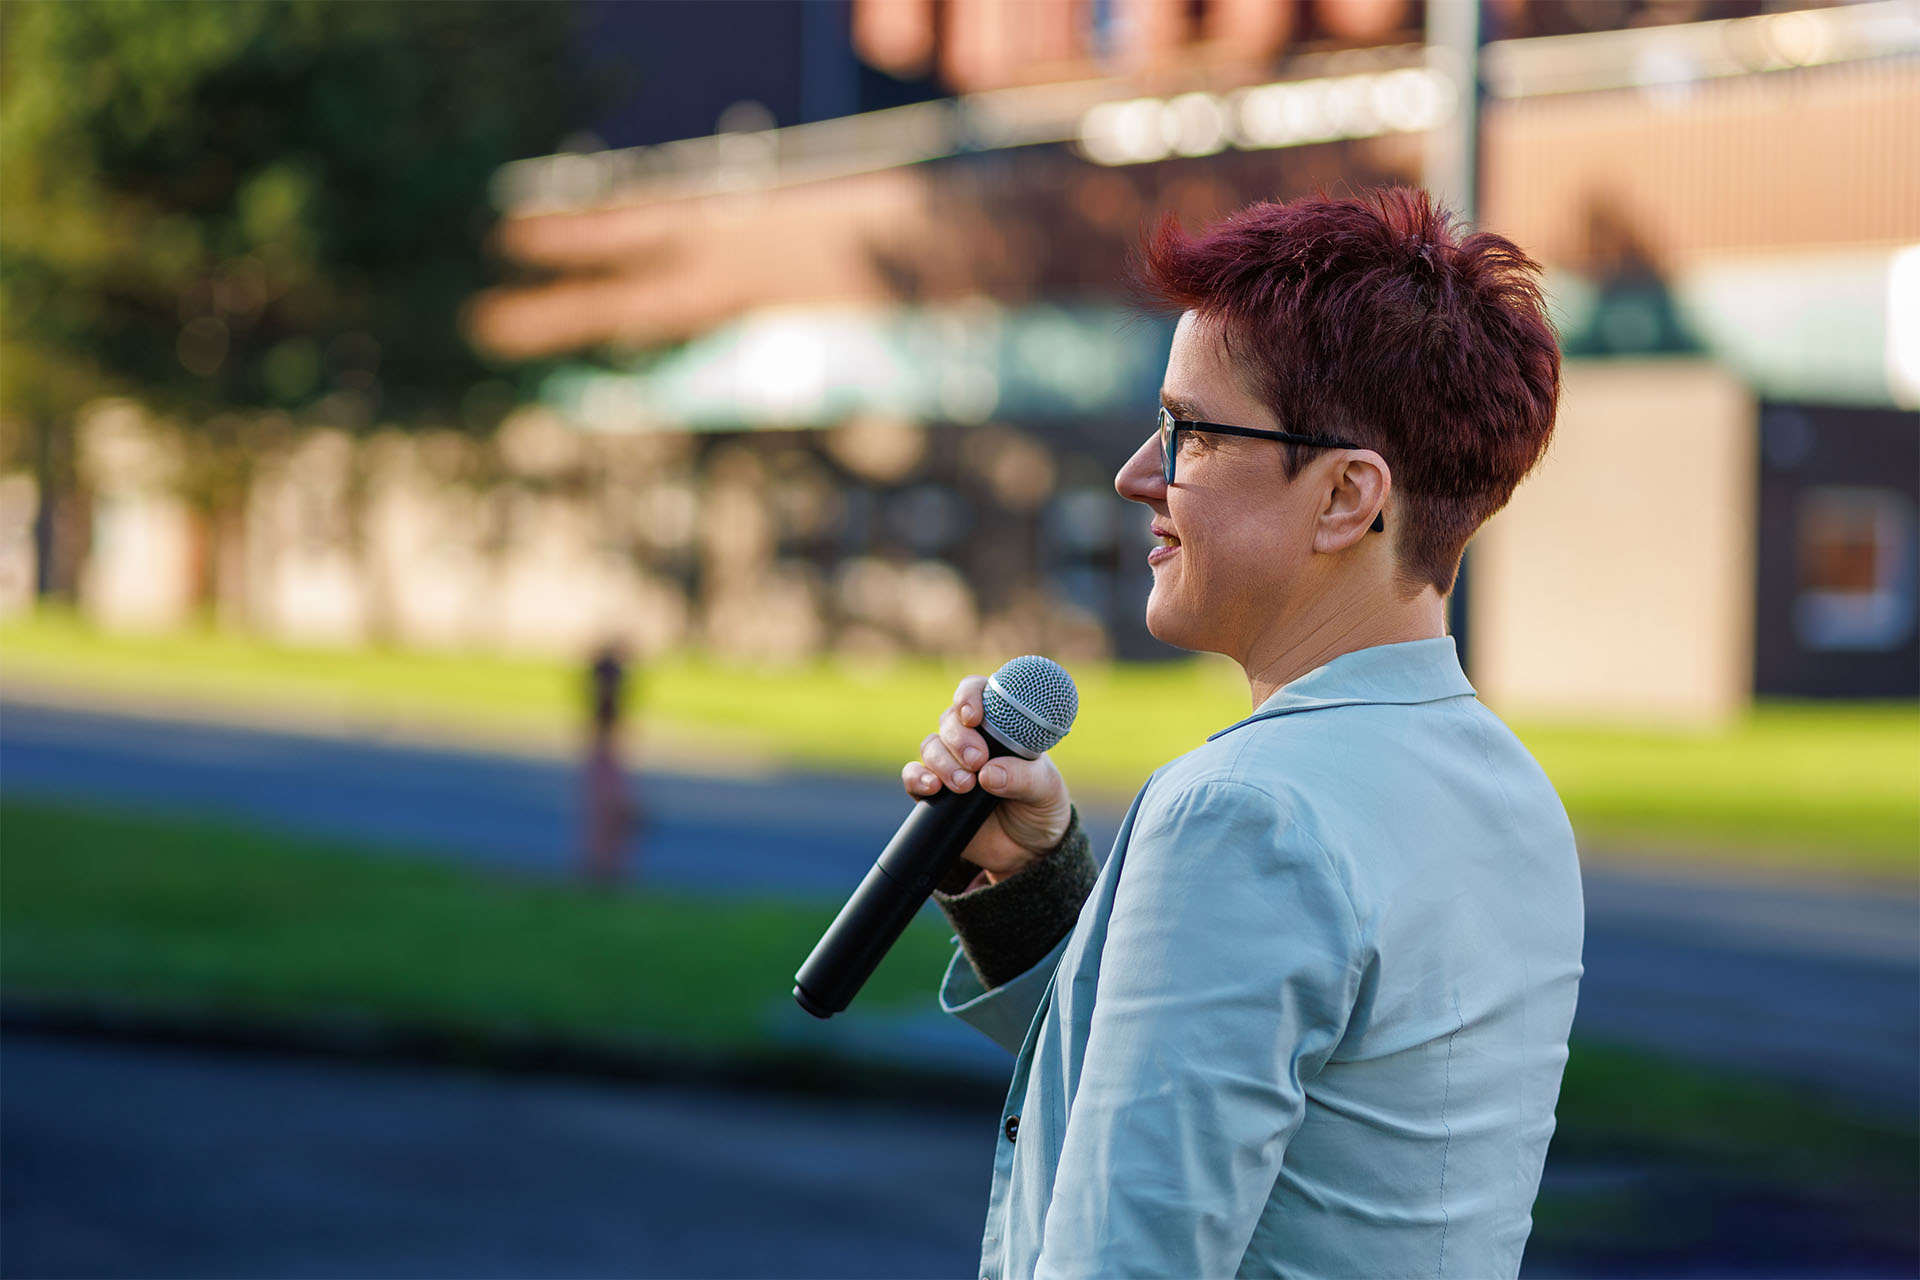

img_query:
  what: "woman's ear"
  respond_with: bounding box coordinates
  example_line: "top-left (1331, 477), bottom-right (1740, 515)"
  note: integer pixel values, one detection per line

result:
top-left (1314, 450), bottom-right (1390, 553)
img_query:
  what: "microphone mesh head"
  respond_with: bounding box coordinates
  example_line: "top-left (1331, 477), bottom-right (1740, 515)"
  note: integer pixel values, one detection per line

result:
top-left (983, 655), bottom-right (1078, 759)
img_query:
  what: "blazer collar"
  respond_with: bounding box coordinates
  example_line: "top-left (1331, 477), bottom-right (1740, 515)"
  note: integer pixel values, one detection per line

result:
top-left (1206, 637), bottom-right (1476, 742)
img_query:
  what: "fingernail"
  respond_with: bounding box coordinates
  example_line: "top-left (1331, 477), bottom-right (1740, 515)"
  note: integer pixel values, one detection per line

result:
top-left (982, 764), bottom-right (1005, 788)
top-left (963, 747), bottom-right (982, 766)
top-left (953, 770), bottom-right (972, 787)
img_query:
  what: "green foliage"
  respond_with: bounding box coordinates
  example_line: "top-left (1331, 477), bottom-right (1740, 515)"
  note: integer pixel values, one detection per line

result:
top-left (0, 0), bottom-right (596, 437)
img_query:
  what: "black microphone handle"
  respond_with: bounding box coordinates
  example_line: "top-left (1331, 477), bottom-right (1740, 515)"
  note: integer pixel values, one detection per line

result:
top-left (793, 737), bottom-right (1018, 1019)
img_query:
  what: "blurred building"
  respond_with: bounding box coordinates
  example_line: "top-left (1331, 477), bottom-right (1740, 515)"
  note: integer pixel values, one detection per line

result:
top-left (447, 0), bottom-right (1920, 719)
top-left (1472, 11), bottom-right (1919, 709)
top-left (51, 0), bottom-right (1917, 722)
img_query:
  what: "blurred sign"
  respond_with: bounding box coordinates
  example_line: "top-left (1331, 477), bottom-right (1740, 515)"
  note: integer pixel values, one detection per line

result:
top-left (1756, 403), bottom-right (1920, 697)
top-left (1794, 486), bottom-right (1917, 653)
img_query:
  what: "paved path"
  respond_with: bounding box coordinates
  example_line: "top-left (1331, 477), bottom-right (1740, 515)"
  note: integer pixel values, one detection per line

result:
top-left (1576, 865), bottom-right (1918, 1108)
top-left (1, 1032), bottom-right (993, 1279)
top-left (3, 694), bottom-right (1915, 1110)
top-left (0, 696), bottom-right (908, 896)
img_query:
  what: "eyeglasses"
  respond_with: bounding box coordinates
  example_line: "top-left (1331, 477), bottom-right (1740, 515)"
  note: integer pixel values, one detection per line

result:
top-left (1157, 406), bottom-right (1385, 532)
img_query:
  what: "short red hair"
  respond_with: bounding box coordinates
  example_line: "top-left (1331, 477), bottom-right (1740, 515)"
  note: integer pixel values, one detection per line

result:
top-left (1138, 187), bottom-right (1560, 594)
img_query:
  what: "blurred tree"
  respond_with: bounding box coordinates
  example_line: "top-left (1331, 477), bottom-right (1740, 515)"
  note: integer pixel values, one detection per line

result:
top-left (0, 0), bottom-right (598, 600)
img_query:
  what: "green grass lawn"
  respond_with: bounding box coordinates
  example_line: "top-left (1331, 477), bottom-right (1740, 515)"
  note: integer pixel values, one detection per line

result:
top-left (1519, 702), bottom-right (1919, 875)
top-left (1536, 1040), bottom-right (1918, 1266)
top-left (0, 799), bottom-right (954, 1054)
top-left (3, 610), bottom-right (1915, 874)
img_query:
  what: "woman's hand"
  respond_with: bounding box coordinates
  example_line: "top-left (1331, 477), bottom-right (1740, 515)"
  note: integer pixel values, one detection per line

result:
top-left (901, 675), bottom-right (1072, 884)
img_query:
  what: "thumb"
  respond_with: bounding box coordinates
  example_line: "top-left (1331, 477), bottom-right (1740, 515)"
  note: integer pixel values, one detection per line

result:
top-left (977, 754), bottom-right (1052, 802)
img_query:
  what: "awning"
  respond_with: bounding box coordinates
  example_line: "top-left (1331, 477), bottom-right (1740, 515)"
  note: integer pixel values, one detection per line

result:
top-left (540, 302), bottom-right (1172, 432)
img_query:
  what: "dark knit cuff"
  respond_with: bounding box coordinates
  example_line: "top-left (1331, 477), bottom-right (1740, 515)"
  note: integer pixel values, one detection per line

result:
top-left (933, 807), bottom-right (1097, 990)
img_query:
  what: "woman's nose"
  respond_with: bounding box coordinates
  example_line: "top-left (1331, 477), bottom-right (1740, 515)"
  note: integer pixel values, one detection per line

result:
top-left (1115, 432), bottom-right (1165, 504)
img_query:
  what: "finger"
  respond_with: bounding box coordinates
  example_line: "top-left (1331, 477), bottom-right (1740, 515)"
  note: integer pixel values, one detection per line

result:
top-left (919, 732), bottom-right (974, 792)
top-left (951, 675), bottom-right (988, 728)
top-left (938, 703), bottom-right (990, 771)
top-left (900, 760), bottom-right (942, 797)
top-left (976, 753), bottom-right (1056, 803)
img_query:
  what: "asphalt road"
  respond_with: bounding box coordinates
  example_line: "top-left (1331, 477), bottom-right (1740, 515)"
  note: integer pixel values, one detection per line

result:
top-left (0, 1032), bottom-right (994, 1279)
top-left (7, 1031), bottom-right (1911, 1280)
top-left (3, 693), bottom-right (1915, 1110)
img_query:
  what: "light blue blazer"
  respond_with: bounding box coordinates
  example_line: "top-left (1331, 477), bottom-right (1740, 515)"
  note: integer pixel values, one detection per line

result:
top-left (941, 638), bottom-right (1584, 1280)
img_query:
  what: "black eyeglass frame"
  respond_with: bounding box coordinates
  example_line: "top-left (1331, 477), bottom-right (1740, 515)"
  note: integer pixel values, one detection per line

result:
top-left (1157, 406), bottom-right (1385, 533)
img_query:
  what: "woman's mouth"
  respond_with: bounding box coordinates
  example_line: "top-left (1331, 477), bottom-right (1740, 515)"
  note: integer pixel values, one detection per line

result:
top-left (1149, 524), bottom-right (1180, 566)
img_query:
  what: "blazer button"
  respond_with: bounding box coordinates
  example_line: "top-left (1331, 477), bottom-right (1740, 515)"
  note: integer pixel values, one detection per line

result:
top-left (1003, 1114), bottom-right (1020, 1143)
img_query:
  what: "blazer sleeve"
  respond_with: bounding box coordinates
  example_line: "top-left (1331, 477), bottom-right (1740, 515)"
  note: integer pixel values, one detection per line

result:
top-left (934, 809), bottom-right (1098, 1055)
top-left (939, 931), bottom-right (1071, 1054)
top-left (1034, 779), bottom-right (1365, 1280)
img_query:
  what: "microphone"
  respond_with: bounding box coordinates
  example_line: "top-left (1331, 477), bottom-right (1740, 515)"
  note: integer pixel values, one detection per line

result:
top-left (793, 655), bottom-right (1079, 1020)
